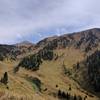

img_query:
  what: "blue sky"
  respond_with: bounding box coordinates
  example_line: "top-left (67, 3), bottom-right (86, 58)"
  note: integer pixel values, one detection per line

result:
top-left (0, 0), bottom-right (100, 44)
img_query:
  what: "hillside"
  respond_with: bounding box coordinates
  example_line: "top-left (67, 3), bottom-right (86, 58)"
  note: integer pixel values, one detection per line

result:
top-left (36, 28), bottom-right (100, 52)
top-left (0, 41), bottom-right (35, 61)
top-left (72, 50), bottom-right (100, 96)
top-left (0, 28), bottom-right (100, 100)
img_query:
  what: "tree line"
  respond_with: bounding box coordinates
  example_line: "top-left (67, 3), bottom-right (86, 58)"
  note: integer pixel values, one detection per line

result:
top-left (57, 89), bottom-right (84, 100)
top-left (18, 46), bottom-right (54, 71)
top-left (74, 50), bottom-right (100, 92)
top-left (86, 50), bottom-right (100, 92)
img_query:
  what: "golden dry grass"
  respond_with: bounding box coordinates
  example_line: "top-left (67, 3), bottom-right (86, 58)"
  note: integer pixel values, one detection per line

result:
top-left (0, 47), bottom-right (99, 100)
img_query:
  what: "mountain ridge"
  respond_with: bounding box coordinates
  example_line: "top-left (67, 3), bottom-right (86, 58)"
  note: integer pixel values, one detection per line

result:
top-left (0, 28), bottom-right (100, 61)
top-left (0, 28), bottom-right (100, 100)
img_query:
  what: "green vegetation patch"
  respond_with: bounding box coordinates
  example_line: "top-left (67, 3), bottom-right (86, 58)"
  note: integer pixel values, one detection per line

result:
top-left (26, 76), bottom-right (41, 92)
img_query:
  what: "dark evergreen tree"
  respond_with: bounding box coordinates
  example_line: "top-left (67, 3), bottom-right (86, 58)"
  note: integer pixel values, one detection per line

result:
top-left (1, 72), bottom-right (8, 85)
top-left (73, 95), bottom-right (77, 100)
top-left (62, 91), bottom-right (66, 98)
top-left (58, 90), bottom-right (62, 98)
top-left (66, 92), bottom-right (70, 100)
top-left (3, 72), bottom-right (8, 85)
top-left (78, 96), bottom-right (82, 100)
top-left (86, 50), bottom-right (100, 91)
top-left (76, 62), bottom-right (80, 69)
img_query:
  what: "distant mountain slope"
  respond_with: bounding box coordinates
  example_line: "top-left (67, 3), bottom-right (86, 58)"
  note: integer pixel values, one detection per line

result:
top-left (36, 28), bottom-right (100, 52)
top-left (0, 44), bottom-right (17, 60)
top-left (15, 41), bottom-right (35, 47)
top-left (0, 41), bottom-right (35, 61)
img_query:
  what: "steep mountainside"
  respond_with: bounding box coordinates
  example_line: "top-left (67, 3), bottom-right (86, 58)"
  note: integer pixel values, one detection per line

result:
top-left (0, 41), bottom-right (35, 61)
top-left (15, 28), bottom-right (100, 100)
top-left (36, 28), bottom-right (100, 52)
top-left (0, 28), bottom-right (100, 100)
top-left (72, 50), bottom-right (100, 95)
top-left (0, 44), bottom-right (17, 61)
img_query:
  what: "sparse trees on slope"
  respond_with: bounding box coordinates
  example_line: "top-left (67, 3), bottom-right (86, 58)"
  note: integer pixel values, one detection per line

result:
top-left (86, 50), bottom-right (100, 92)
top-left (57, 89), bottom-right (83, 100)
top-left (18, 47), bottom-right (54, 71)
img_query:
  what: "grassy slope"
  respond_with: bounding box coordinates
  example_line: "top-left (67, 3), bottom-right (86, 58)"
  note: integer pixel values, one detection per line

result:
top-left (0, 62), bottom-right (44, 100)
top-left (0, 47), bottom-right (99, 100)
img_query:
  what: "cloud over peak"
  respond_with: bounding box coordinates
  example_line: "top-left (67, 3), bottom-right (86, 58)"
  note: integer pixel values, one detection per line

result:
top-left (0, 0), bottom-right (100, 44)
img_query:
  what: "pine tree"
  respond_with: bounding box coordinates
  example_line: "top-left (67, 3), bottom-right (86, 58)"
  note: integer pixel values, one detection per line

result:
top-left (62, 91), bottom-right (66, 98)
top-left (3, 72), bottom-right (8, 85)
top-left (76, 62), bottom-right (80, 69)
top-left (78, 96), bottom-right (82, 100)
top-left (73, 95), bottom-right (77, 100)
top-left (58, 90), bottom-right (61, 97)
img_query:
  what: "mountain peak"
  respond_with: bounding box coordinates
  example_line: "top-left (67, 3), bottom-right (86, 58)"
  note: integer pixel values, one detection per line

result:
top-left (15, 41), bottom-right (34, 47)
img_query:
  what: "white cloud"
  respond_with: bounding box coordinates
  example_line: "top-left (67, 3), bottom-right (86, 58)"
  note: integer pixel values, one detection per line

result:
top-left (0, 0), bottom-right (100, 43)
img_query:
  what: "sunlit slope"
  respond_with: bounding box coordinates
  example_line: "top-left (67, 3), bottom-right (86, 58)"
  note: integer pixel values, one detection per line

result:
top-left (0, 61), bottom-right (45, 100)
top-left (17, 47), bottom-right (99, 100)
